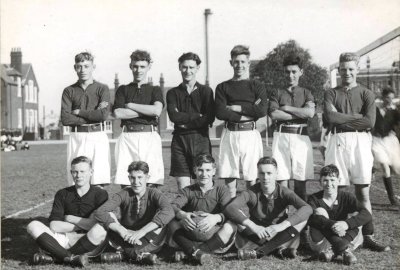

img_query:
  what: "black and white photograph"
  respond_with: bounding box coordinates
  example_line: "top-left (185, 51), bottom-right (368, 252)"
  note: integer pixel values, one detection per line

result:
top-left (1, 0), bottom-right (399, 269)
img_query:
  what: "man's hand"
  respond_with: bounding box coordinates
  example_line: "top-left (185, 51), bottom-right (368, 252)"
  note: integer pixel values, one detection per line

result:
top-left (196, 213), bottom-right (221, 232)
top-left (226, 105), bottom-right (242, 113)
top-left (122, 229), bottom-right (145, 245)
top-left (331, 221), bottom-right (348, 237)
top-left (72, 109), bottom-right (80, 115)
top-left (97, 101), bottom-right (109, 110)
top-left (249, 223), bottom-right (272, 240)
top-left (178, 211), bottom-right (197, 231)
top-left (64, 215), bottom-right (79, 224)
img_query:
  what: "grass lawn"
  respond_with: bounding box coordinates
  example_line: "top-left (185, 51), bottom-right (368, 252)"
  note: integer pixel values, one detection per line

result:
top-left (1, 143), bottom-right (399, 269)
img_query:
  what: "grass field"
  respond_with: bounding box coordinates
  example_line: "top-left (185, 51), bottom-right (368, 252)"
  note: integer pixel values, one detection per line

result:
top-left (1, 142), bottom-right (399, 270)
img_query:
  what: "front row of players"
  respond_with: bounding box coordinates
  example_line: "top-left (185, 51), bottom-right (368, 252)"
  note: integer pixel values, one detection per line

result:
top-left (27, 155), bottom-right (383, 267)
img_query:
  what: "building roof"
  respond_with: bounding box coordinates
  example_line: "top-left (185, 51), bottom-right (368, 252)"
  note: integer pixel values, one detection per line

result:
top-left (1, 65), bottom-right (21, 85)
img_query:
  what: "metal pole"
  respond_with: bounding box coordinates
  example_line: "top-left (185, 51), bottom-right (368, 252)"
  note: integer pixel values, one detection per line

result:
top-left (367, 56), bottom-right (371, 89)
top-left (204, 9), bottom-right (212, 87)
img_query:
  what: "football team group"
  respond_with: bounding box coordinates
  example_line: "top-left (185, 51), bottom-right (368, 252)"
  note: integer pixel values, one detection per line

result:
top-left (25, 45), bottom-right (399, 267)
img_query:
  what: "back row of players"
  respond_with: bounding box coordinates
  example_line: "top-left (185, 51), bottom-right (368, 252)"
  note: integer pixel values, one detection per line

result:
top-left (46, 46), bottom-right (398, 264)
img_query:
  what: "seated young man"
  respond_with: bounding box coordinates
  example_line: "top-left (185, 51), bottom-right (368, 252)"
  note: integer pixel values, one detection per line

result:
top-left (307, 164), bottom-right (372, 265)
top-left (92, 161), bottom-right (174, 265)
top-left (168, 154), bottom-right (236, 265)
top-left (224, 156), bottom-right (312, 260)
top-left (26, 156), bottom-right (109, 267)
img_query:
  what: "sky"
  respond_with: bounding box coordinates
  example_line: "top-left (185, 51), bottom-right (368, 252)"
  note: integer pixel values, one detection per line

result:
top-left (1, 0), bottom-right (399, 123)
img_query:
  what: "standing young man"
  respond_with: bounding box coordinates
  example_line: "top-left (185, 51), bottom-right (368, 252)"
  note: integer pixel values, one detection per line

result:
top-left (324, 52), bottom-right (389, 251)
top-left (168, 154), bottom-right (236, 265)
top-left (372, 87), bottom-right (400, 205)
top-left (269, 55), bottom-right (315, 201)
top-left (215, 45), bottom-right (269, 198)
top-left (26, 156), bottom-right (109, 267)
top-left (224, 157), bottom-right (312, 260)
top-left (61, 52), bottom-right (111, 186)
top-left (308, 165), bottom-right (372, 265)
top-left (167, 53), bottom-right (215, 190)
top-left (93, 161), bottom-right (174, 265)
top-left (113, 50), bottom-right (164, 187)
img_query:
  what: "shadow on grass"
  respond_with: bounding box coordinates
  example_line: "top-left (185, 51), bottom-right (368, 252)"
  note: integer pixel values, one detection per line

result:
top-left (1, 216), bottom-right (47, 262)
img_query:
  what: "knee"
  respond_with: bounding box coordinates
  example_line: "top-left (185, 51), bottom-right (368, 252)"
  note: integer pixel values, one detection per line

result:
top-left (218, 221), bottom-right (237, 243)
top-left (314, 207), bottom-right (329, 218)
top-left (26, 220), bottom-right (45, 238)
top-left (88, 224), bottom-right (107, 243)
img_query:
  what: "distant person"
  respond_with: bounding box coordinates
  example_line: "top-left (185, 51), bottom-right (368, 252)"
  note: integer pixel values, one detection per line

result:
top-left (324, 52), bottom-right (389, 252)
top-left (93, 161), bottom-right (174, 265)
top-left (26, 156), bottom-right (108, 267)
top-left (21, 141), bottom-right (30, 150)
top-left (113, 50), bottom-right (164, 188)
top-left (60, 51), bottom-right (111, 187)
top-left (168, 154), bottom-right (236, 265)
top-left (308, 164), bottom-right (371, 265)
top-left (166, 53), bottom-right (215, 190)
top-left (268, 54), bottom-right (315, 201)
top-left (215, 45), bottom-right (269, 198)
top-left (4, 135), bottom-right (17, 152)
top-left (224, 157), bottom-right (312, 260)
top-left (371, 87), bottom-right (400, 205)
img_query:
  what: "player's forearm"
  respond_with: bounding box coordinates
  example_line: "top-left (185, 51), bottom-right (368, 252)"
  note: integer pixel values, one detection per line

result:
top-left (309, 214), bottom-right (336, 230)
top-left (138, 222), bottom-right (159, 236)
top-left (113, 108), bottom-right (139, 119)
top-left (49, 221), bottom-right (78, 233)
top-left (168, 109), bottom-right (200, 125)
top-left (78, 107), bottom-right (109, 122)
top-left (345, 209), bottom-right (372, 229)
top-left (324, 110), bottom-right (361, 125)
top-left (215, 106), bottom-right (242, 122)
top-left (242, 219), bottom-right (260, 232)
top-left (270, 110), bottom-right (296, 121)
top-left (240, 102), bottom-right (269, 118)
top-left (61, 111), bottom-right (88, 126)
top-left (109, 222), bottom-right (128, 237)
top-left (126, 103), bottom-right (162, 117)
top-left (283, 106), bottom-right (315, 119)
top-left (72, 217), bottom-right (97, 231)
top-left (336, 116), bottom-right (375, 130)
top-left (287, 204), bottom-right (312, 226)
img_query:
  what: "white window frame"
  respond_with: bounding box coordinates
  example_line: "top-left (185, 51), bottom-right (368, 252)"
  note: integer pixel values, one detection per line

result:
top-left (17, 77), bottom-right (21, 97)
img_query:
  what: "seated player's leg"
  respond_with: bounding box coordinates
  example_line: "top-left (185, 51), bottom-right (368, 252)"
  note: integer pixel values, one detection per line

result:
top-left (198, 221), bottom-right (237, 254)
top-left (26, 220), bottom-right (87, 266)
top-left (68, 224), bottom-right (107, 257)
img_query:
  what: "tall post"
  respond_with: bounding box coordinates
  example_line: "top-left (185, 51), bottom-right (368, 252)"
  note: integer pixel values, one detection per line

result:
top-left (204, 9), bottom-right (212, 87)
top-left (43, 106), bottom-right (46, 139)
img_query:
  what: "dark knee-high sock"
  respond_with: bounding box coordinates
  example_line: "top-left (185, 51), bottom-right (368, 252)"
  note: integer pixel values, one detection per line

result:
top-left (327, 235), bottom-right (351, 254)
top-left (198, 234), bottom-right (224, 252)
top-left (36, 233), bottom-right (71, 261)
top-left (256, 226), bottom-right (299, 256)
top-left (383, 177), bottom-right (395, 200)
top-left (68, 235), bottom-right (97, 255)
top-left (173, 229), bottom-right (197, 255)
top-left (362, 220), bottom-right (374, 236)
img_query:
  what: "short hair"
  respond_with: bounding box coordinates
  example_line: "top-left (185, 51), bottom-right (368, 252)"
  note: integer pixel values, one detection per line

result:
top-left (320, 164), bottom-right (339, 179)
top-left (339, 52), bottom-right (359, 64)
top-left (194, 154), bottom-right (216, 168)
top-left (75, 52), bottom-right (94, 63)
top-left (130, 50), bottom-right (152, 63)
top-left (71, 156), bottom-right (92, 168)
top-left (382, 86), bottom-right (395, 97)
top-left (257, 156), bottom-right (278, 168)
top-left (283, 54), bottom-right (303, 69)
top-left (127, 161), bottom-right (149, 174)
top-left (178, 52), bottom-right (201, 65)
top-left (230, 45), bottom-right (250, 58)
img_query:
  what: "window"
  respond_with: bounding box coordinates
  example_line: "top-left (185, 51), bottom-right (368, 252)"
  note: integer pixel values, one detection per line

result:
top-left (17, 77), bottom-right (21, 97)
top-left (24, 85), bottom-right (29, 102)
top-left (18, 109), bottom-right (22, 128)
top-left (34, 86), bottom-right (37, 103)
top-left (29, 80), bottom-right (34, 102)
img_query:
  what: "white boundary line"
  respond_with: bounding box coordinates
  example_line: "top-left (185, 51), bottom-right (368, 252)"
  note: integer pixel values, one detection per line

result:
top-left (3, 199), bottom-right (54, 220)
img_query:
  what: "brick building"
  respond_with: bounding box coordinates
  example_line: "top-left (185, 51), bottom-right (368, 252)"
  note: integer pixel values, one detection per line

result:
top-left (1, 48), bottom-right (40, 140)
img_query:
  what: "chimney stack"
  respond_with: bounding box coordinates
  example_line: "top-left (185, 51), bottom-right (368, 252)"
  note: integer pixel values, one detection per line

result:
top-left (10, 48), bottom-right (22, 73)
top-left (159, 73), bottom-right (165, 89)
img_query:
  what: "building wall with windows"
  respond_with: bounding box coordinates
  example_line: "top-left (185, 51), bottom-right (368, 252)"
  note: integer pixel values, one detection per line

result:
top-left (1, 48), bottom-right (40, 140)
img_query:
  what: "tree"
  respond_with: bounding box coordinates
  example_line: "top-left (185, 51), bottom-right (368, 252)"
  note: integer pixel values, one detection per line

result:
top-left (251, 40), bottom-right (328, 105)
